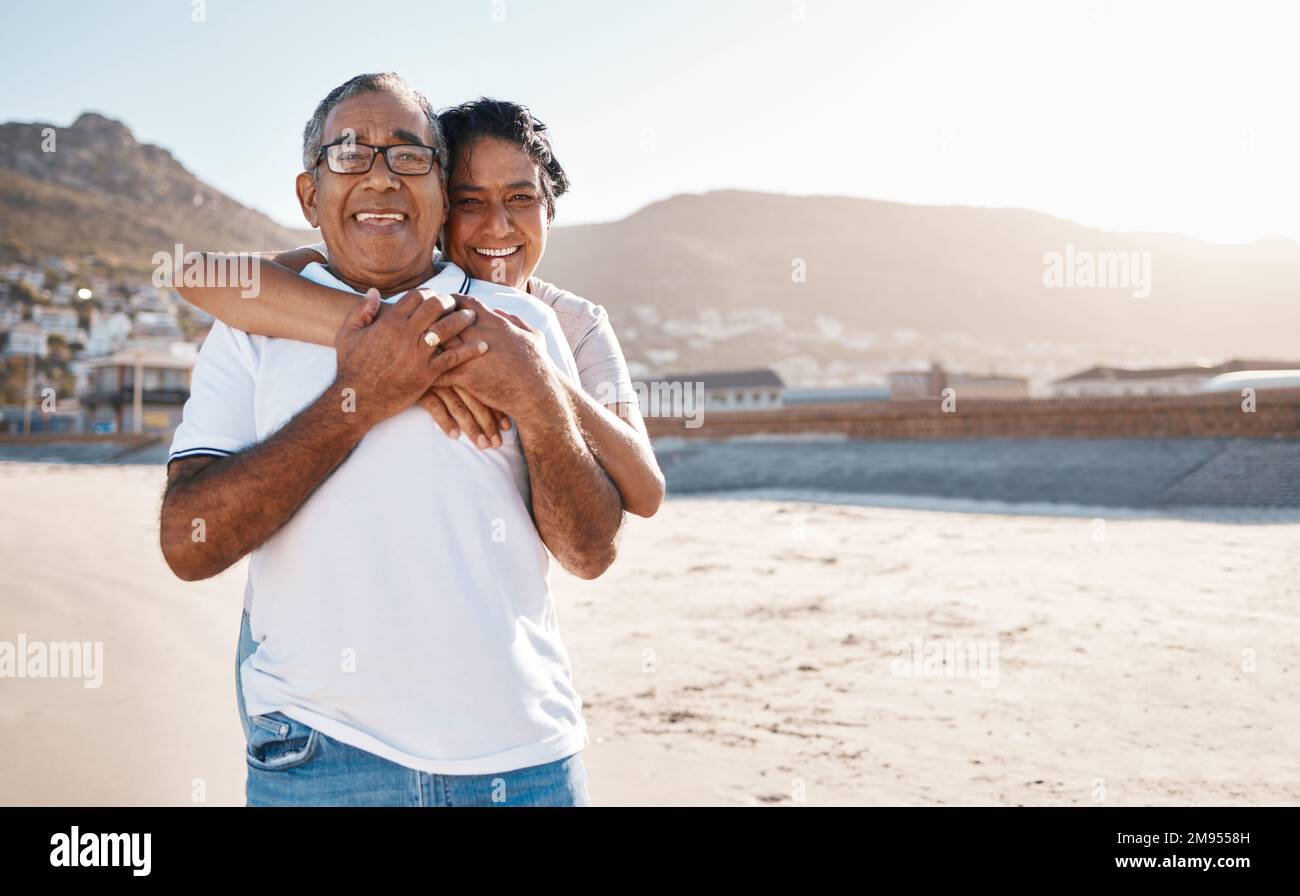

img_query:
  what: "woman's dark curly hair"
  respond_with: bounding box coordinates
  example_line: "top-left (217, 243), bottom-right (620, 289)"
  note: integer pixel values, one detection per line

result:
top-left (438, 98), bottom-right (570, 220)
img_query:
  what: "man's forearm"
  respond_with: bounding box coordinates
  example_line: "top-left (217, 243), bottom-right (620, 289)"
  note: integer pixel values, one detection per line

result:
top-left (160, 381), bottom-right (373, 580)
top-left (515, 380), bottom-right (625, 580)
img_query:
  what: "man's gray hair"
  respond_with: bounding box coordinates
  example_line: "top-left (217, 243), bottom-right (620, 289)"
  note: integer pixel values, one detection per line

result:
top-left (301, 72), bottom-right (448, 179)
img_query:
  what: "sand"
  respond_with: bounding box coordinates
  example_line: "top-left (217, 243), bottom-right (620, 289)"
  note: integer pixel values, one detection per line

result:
top-left (1, 461), bottom-right (1297, 806)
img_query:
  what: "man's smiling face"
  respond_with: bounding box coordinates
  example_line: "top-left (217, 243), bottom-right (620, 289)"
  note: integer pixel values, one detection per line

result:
top-left (295, 90), bottom-right (447, 292)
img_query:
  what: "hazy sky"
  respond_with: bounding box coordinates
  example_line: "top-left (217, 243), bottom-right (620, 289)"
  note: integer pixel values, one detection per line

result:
top-left (3, 0), bottom-right (1297, 244)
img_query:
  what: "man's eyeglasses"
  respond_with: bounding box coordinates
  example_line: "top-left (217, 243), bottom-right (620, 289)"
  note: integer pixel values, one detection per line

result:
top-left (315, 138), bottom-right (439, 176)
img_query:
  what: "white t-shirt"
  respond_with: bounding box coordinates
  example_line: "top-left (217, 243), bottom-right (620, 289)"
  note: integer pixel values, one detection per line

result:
top-left (168, 259), bottom-right (590, 774)
top-left (527, 276), bottom-right (639, 407)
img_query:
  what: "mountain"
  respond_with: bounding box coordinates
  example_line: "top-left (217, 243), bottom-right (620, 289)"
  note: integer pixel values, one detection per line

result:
top-left (537, 191), bottom-right (1300, 385)
top-left (0, 112), bottom-right (315, 269)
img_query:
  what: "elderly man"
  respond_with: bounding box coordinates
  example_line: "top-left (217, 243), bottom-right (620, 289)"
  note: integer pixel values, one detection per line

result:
top-left (159, 73), bottom-right (624, 806)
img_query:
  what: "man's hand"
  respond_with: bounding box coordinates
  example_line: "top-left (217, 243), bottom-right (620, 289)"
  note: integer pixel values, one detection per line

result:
top-left (334, 287), bottom-right (487, 427)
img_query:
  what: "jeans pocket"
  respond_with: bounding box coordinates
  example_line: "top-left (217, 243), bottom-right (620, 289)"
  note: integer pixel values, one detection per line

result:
top-left (245, 711), bottom-right (321, 771)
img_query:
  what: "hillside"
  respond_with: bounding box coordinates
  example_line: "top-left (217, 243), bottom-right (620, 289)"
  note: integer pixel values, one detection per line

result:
top-left (539, 191), bottom-right (1300, 383)
top-left (0, 112), bottom-right (315, 269)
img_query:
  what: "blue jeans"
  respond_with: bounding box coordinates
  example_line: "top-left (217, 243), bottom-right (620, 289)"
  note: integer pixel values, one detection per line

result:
top-left (236, 608), bottom-right (590, 807)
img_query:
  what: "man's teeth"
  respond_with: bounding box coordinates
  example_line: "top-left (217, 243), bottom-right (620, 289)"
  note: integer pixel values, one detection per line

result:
top-left (475, 246), bottom-right (520, 257)
top-left (355, 212), bottom-right (405, 221)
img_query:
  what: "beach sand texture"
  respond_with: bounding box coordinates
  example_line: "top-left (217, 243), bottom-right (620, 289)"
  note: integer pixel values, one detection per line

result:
top-left (1, 461), bottom-right (1297, 806)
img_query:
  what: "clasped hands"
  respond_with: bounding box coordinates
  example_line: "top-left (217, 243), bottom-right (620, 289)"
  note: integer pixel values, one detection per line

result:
top-left (332, 286), bottom-right (553, 445)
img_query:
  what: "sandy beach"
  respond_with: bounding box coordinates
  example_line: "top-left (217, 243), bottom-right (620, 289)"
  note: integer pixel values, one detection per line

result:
top-left (2, 460), bottom-right (1297, 806)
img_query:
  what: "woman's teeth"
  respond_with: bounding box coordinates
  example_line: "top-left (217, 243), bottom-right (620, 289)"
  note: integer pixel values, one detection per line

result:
top-left (475, 246), bottom-right (520, 257)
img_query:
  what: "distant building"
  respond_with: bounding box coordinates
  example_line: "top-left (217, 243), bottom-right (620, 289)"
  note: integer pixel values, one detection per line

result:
top-left (129, 287), bottom-right (176, 313)
top-left (1054, 359), bottom-right (1300, 398)
top-left (85, 310), bottom-right (133, 357)
top-left (888, 363), bottom-right (947, 400)
top-left (0, 404), bottom-right (83, 435)
top-left (1054, 364), bottom-right (1211, 397)
top-left (649, 368), bottom-right (785, 413)
top-left (32, 307), bottom-right (81, 342)
top-left (782, 386), bottom-right (889, 405)
top-left (946, 372), bottom-right (1032, 401)
top-left (79, 343), bottom-right (196, 433)
top-left (3, 324), bottom-right (49, 358)
top-left (96, 293), bottom-right (127, 314)
top-left (888, 362), bottom-right (1029, 401)
top-left (133, 310), bottom-right (183, 340)
top-left (0, 304), bottom-right (22, 331)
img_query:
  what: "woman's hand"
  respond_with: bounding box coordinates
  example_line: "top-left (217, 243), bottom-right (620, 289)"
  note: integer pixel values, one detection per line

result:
top-left (417, 385), bottom-right (510, 449)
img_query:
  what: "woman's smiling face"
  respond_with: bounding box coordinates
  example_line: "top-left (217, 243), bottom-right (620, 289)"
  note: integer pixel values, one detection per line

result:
top-left (444, 136), bottom-right (550, 291)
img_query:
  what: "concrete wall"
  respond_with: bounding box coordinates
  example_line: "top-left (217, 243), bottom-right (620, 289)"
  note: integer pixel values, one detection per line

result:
top-left (645, 389), bottom-right (1300, 441)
